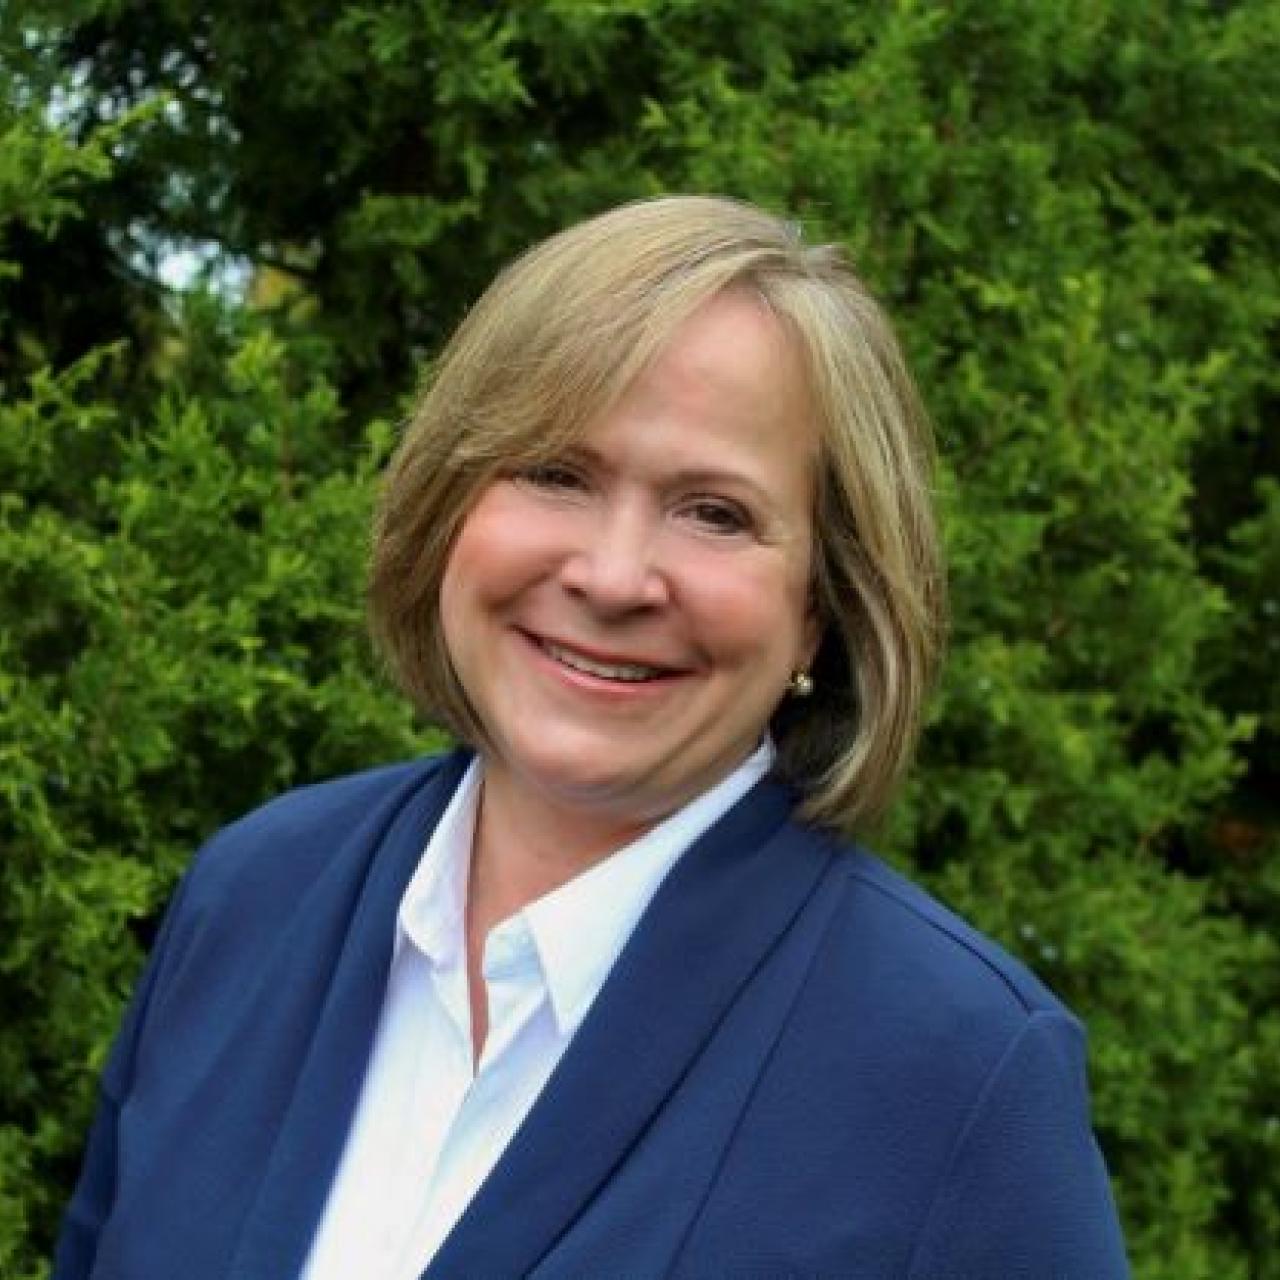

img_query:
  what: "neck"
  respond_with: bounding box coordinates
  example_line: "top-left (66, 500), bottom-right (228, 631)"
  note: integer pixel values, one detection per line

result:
top-left (463, 761), bottom-right (656, 1064)
top-left (467, 763), bottom-right (654, 938)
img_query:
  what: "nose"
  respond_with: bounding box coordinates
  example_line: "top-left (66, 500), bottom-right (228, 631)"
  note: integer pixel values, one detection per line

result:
top-left (558, 499), bottom-right (669, 614)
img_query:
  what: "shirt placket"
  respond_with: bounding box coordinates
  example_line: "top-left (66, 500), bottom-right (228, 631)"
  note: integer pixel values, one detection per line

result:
top-left (402, 916), bottom-right (548, 1271)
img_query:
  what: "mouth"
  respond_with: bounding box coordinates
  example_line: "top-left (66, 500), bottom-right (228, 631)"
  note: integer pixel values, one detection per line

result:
top-left (531, 635), bottom-right (680, 685)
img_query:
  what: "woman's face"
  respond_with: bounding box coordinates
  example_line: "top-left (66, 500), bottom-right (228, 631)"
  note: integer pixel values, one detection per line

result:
top-left (440, 290), bottom-right (821, 832)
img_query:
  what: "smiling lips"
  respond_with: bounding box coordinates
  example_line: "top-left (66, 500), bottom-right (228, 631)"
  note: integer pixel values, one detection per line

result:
top-left (533, 635), bottom-right (680, 684)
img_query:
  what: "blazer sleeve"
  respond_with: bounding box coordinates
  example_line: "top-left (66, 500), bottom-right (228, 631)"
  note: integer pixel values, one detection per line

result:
top-left (906, 1009), bottom-right (1130, 1280)
top-left (51, 866), bottom-right (196, 1280)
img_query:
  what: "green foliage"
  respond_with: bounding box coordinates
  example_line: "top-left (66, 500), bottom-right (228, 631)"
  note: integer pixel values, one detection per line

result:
top-left (0, 320), bottom-right (436, 1264)
top-left (0, 75), bottom-right (433, 1258)
top-left (3, 1), bottom-right (1277, 1276)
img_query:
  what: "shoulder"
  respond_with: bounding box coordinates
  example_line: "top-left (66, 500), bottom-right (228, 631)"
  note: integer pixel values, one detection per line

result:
top-left (131, 751), bottom-right (470, 1016)
top-left (806, 854), bottom-right (1131, 1276)
top-left (178, 752), bottom-right (462, 913)
top-left (833, 842), bottom-right (1066, 1018)
top-left (212, 755), bottom-right (445, 847)
top-left (791, 827), bottom-right (1084, 1083)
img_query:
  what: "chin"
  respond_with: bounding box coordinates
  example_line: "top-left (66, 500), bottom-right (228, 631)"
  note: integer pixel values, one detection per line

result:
top-left (528, 757), bottom-right (654, 807)
top-left (501, 744), bottom-right (665, 816)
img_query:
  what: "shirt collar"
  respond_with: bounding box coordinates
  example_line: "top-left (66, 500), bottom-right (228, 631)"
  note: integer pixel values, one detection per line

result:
top-left (397, 756), bottom-right (483, 967)
top-left (396, 740), bottom-right (776, 1034)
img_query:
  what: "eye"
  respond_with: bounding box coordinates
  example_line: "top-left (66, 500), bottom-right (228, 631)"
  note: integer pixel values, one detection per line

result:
top-left (513, 461), bottom-right (587, 493)
top-left (681, 498), bottom-right (752, 536)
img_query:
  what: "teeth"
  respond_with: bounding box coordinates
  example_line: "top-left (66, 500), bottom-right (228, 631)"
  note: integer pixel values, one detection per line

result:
top-left (542, 641), bottom-right (664, 683)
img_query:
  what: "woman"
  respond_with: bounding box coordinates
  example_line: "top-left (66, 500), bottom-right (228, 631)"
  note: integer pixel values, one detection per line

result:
top-left (55, 196), bottom-right (1129, 1278)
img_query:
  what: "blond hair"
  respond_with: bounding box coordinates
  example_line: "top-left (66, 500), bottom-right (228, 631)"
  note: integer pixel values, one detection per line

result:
top-left (369, 195), bottom-right (946, 831)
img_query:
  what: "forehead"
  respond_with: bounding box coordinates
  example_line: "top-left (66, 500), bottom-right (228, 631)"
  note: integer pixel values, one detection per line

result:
top-left (574, 292), bottom-right (819, 501)
top-left (647, 289), bottom-right (806, 404)
top-left (487, 285), bottom-right (823, 481)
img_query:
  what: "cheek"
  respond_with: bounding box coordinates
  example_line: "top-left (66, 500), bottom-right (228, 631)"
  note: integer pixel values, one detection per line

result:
top-left (436, 571), bottom-right (469, 688)
top-left (441, 498), bottom-right (519, 606)
top-left (684, 554), bottom-right (813, 661)
top-left (440, 493), bottom-right (569, 651)
top-left (438, 511), bottom-right (501, 656)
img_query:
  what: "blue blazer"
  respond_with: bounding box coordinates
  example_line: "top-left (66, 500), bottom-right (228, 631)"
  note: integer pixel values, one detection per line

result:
top-left (55, 751), bottom-right (1129, 1278)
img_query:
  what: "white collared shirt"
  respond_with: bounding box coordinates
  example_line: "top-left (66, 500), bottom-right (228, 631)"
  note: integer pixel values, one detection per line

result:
top-left (300, 742), bottom-right (774, 1280)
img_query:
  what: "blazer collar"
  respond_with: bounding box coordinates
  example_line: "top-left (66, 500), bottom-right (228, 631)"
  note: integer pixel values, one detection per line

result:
top-left (425, 769), bottom-right (836, 1279)
top-left (228, 750), bottom-right (471, 1280)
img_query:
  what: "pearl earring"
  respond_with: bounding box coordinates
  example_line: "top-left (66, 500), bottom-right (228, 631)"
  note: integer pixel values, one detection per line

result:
top-left (788, 670), bottom-right (815, 697)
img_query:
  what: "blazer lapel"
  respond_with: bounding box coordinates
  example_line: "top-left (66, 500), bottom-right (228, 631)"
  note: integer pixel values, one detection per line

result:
top-left (425, 777), bottom-right (837, 1279)
top-left (228, 749), bottom-right (472, 1280)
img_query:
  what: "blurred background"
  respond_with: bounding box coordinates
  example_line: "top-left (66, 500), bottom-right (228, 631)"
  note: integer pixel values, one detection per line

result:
top-left (2, 2), bottom-right (1277, 1276)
